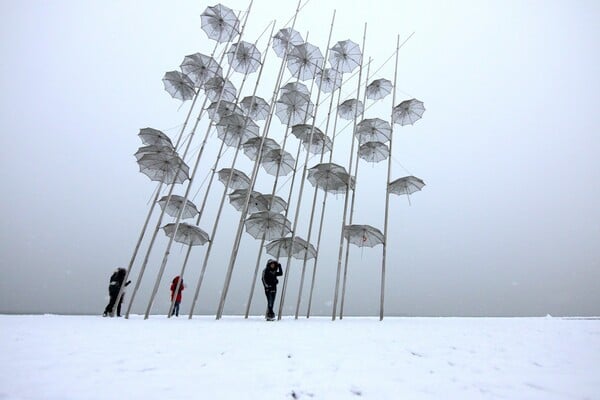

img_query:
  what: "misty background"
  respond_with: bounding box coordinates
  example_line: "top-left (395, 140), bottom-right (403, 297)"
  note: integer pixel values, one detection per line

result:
top-left (1, 0), bottom-right (598, 317)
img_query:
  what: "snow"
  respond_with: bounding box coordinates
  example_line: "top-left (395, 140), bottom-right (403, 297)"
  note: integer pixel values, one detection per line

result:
top-left (1, 315), bottom-right (598, 399)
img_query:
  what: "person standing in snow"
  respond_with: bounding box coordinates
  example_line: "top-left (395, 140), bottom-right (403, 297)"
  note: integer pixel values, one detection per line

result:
top-left (261, 259), bottom-right (283, 320)
top-left (169, 275), bottom-right (184, 317)
top-left (103, 267), bottom-right (131, 317)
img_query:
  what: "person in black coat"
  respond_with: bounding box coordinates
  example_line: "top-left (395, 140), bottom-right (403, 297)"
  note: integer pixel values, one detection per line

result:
top-left (103, 267), bottom-right (131, 317)
top-left (261, 259), bottom-right (283, 320)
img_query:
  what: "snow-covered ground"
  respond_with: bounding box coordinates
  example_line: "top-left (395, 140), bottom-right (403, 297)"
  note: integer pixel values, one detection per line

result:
top-left (0, 315), bottom-right (598, 399)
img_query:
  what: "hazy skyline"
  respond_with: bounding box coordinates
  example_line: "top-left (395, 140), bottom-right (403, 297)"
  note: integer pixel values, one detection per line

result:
top-left (1, 0), bottom-right (599, 317)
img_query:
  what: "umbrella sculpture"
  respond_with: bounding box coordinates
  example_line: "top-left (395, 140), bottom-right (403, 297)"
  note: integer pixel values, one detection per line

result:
top-left (245, 211), bottom-right (292, 241)
top-left (138, 128), bottom-right (174, 148)
top-left (200, 3), bottom-right (240, 43)
top-left (272, 27), bottom-right (304, 58)
top-left (206, 101), bottom-right (243, 123)
top-left (227, 41), bottom-right (262, 75)
top-left (329, 39), bottom-right (362, 73)
top-left (343, 224), bottom-right (385, 248)
top-left (229, 189), bottom-right (270, 213)
top-left (162, 223), bottom-right (210, 246)
top-left (158, 195), bottom-right (199, 219)
top-left (275, 91), bottom-right (314, 126)
top-left (317, 68), bottom-right (342, 93)
top-left (337, 99), bottom-right (364, 120)
top-left (287, 42), bottom-right (324, 81)
top-left (265, 236), bottom-right (317, 260)
top-left (392, 99), bottom-right (426, 126)
top-left (240, 96), bottom-right (270, 121)
top-left (388, 175), bottom-right (426, 196)
top-left (242, 137), bottom-right (280, 161)
top-left (290, 124), bottom-right (325, 141)
top-left (307, 163), bottom-right (355, 195)
top-left (162, 71), bottom-right (195, 101)
top-left (204, 76), bottom-right (237, 103)
top-left (358, 141), bottom-right (389, 163)
top-left (216, 113), bottom-right (259, 147)
top-left (217, 168), bottom-right (251, 190)
top-left (134, 145), bottom-right (176, 161)
top-left (365, 78), bottom-right (393, 100)
top-left (260, 149), bottom-right (295, 176)
top-left (355, 118), bottom-right (392, 145)
top-left (137, 153), bottom-right (190, 185)
top-left (180, 53), bottom-right (222, 88)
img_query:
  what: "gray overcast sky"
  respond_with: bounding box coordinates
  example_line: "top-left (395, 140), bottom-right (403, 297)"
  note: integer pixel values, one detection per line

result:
top-left (1, 0), bottom-right (598, 317)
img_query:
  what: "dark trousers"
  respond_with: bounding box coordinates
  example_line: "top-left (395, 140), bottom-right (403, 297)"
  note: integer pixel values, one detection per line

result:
top-left (104, 289), bottom-right (123, 316)
top-left (265, 290), bottom-right (276, 316)
top-left (170, 301), bottom-right (181, 317)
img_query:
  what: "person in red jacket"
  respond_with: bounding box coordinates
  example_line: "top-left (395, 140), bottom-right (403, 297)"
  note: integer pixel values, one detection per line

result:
top-left (170, 276), bottom-right (184, 317)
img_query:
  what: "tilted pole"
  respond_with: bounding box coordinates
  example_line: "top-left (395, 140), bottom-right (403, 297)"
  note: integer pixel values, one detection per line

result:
top-left (331, 23), bottom-right (368, 321)
top-left (188, 21), bottom-right (276, 318)
top-left (380, 35), bottom-right (401, 321)
top-left (215, 0), bottom-right (303, 320)
top-left (143, 1), bottom-right (254, 319)
top-left (340, 52), bottom-right (371, 319)
top-left (277, 10), bottom-right (336, 320)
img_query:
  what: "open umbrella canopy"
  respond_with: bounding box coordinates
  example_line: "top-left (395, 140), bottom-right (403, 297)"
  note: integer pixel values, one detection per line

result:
top-left (158, 195), bottom-right (199, 219)
top-left (135, 145), bottom-right (176, 161)
top-left (229, 189), bottom-right (270, 214)
top-left (162, 223), bottom-right (209, 246)
top-left (180, 53), bottom-right (222, 88)
top-left (366, 78), bottom-right (393, 100)
top-left (275, 91), bottom-right (314, 126)
top-left (307, 162), bottom-right (354, 194)
top-left (227, 41), bottom-right (262, 75)
top-left (358, 141), bottom-right (389, 163)
top-left (138, 128), bottom-right (174, 148)
top-left (260, 194), bottom-right (287, 213)
top-left (216, 113), bottom-right (259, 147)
top-left (272, 27), bottom-right (303, 58)
top-left (240, 96), bottom-right (270, 121)
top-left (200, 3), bottom-right (240, 43)
top-left (245, 211), bottom-right (292, 240)
top-left (280, 82), bottom-right (310, 98)
top-left (290, 124), bottom-right (324, 141)
top-left (355, 118), bottom-right (392, 145)
top-left (302, 131), bottom-right (332, 155)
top-left (343, 224), bottom-right (385, 248)
top-left (287, 42), bottom-right (324, 81)
top-left (317, 68), bottom-right (342, 93)
top-left (260, 148), bottom-right (295, 176)
top-left (392, 99), bottom-right (426, 126)
top-left (137, 153), bottom-right (190, 185)
top-left (337, 99), bottom-right (364, 120)
top-left (162, 71), bottom-right (195, 101)
top-left (204, 76), bottom-right (237, 103)
top-left (265, 236), bottom-right (317, 260)
top-left (217, 168), bottom-right (251, 190)
top-left (242, 137), bottom-right (280, 161)
top-left (329, 39), bottom-right (362, 74)
top-left (206, 100), bottom-right (242, 123)
top-left (388, 175), bottom-right (426, 196)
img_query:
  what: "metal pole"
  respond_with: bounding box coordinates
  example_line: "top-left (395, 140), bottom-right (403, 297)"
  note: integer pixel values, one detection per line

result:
top-left (331, 23), bottom-right (367, 321)
top-left (215, 0), bottom-right (303, 319)
top-left (277, 10), bottom-right (336, 321)
top-left (381, 35), bottom-right (401, 321)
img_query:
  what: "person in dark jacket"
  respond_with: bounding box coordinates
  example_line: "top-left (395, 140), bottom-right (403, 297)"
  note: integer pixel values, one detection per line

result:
top-left (103, 267), bottom-right (131, 317)
top-left (261, 259), bottom-right (283, 320)
top-left (169, 276), bottom-right (184, 317)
